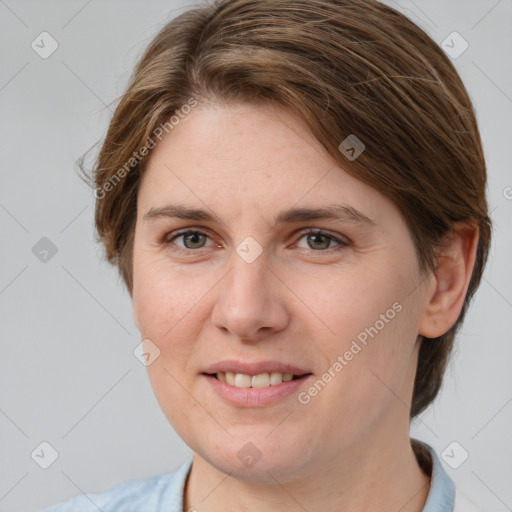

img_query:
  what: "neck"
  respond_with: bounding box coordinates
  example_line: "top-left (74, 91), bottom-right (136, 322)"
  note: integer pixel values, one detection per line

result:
top-left (184, 433), bottom-right (431, 512)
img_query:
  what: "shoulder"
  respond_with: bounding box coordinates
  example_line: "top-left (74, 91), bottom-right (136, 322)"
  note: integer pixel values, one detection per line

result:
top-left (39, 459), bottom-right (192, 512)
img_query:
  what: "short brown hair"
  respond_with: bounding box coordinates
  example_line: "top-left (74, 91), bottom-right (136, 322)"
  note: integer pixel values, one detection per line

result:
top-left (83, 0), bottom-right (491, 418)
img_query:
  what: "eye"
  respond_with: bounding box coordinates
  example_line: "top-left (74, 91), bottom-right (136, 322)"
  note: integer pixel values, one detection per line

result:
top-left (295, 228), bottom-right (348, 252)
top-left (165, 229), bottom-right (214, 251)
top-left (163, 227), bottom-right (349, 255)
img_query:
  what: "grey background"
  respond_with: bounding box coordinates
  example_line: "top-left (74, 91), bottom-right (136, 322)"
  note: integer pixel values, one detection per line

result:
top-left (0, 0), bottom-right (510, 511)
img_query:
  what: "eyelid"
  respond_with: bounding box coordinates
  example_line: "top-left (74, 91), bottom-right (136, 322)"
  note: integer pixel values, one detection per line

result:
top-left (298, 227), bottom-right (349, 244)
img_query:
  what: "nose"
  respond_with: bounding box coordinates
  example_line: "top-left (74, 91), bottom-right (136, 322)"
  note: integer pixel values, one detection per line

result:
top-left (210, 251), bottom-right (290, 342)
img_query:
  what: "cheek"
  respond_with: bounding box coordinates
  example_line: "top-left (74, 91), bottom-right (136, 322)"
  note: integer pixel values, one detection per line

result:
top-left (132, 254), bottom-right (203, 437)
top-left (304, 298), bottom-right (420, 445)
top-left (310, 258), bottom-right (422, 393)
top-left (305, 261), bottom-right (414, 351)
top-left (133, 250), bottom-right (204, 338)
top-left (132, 260), bottom-right (195, 418)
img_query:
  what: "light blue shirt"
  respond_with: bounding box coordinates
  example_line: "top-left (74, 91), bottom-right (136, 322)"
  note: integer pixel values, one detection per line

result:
top-left (40, 440), bottom-right (455, 512)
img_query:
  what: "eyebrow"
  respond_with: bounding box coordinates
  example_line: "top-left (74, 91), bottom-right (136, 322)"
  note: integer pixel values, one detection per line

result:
top-left (143, 203), bottom-right (376, 227)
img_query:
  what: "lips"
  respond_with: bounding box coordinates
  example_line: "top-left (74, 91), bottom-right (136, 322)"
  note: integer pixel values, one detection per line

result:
top-left (202, 360), bottom-right (313, 395)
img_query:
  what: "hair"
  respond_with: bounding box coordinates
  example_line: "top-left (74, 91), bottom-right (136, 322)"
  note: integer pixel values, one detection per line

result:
top-left (82, 0), bottom-right (491, 418)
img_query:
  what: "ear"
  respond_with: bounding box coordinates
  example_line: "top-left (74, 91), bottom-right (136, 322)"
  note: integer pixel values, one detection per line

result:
top-left (418, 221), bottom-right (479, 338)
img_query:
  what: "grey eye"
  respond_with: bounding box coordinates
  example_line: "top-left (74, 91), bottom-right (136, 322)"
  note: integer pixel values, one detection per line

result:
top-left (179, 232), bottom-right (208, 249)
top-left (296, 232), bottom-right (341, 251)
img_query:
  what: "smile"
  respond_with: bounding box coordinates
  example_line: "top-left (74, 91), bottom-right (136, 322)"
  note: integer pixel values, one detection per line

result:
top-left (213, 371), bottom-right (299, 388)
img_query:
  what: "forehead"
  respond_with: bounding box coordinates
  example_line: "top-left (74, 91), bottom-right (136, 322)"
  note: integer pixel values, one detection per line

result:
top-left (145, 103), bottom-right (330, 179)
top-left (137, 103), bottom-right (393, 226)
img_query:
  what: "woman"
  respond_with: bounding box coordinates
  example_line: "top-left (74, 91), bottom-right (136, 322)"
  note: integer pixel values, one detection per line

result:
top-left (42, 0), bottom-right (491, 510)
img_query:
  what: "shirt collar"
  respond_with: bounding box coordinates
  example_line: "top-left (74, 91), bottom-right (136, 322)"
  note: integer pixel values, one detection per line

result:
top-left (413, 438), bottom-right (456, 512)
top-left (171, 440), bottom-right (456, 512)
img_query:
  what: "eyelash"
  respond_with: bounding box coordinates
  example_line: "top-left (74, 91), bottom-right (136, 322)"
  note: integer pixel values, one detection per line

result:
top-left (164, 228), bottom-right (349, 255)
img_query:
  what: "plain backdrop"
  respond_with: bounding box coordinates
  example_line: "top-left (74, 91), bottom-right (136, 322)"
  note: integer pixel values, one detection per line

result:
top-left (1, 1), bottom-right (511, 511)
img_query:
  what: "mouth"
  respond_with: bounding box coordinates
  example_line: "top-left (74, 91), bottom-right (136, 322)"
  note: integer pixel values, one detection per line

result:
top-left (204, 371), bottom-right (311, 389)
top-left (201, 360), bottom-right (314, 406)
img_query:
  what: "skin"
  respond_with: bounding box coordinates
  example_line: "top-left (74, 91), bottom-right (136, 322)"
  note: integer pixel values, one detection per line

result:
top-left (131, 102), bottom-right (478, 512)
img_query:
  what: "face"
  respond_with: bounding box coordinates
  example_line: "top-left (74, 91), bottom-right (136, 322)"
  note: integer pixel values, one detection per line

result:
top-left (132, 102), bottom-right (429, 482)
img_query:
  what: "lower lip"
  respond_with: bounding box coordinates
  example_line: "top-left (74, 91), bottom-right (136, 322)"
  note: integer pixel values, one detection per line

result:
top-left (203, 374), bottom-right (313, 407)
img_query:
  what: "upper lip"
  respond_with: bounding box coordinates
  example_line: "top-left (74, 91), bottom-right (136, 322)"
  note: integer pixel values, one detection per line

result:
top-left (203, 360), bottom-right (312, 376)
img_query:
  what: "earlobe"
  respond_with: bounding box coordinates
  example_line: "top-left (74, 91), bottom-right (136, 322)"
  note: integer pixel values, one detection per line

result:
top-left (418, 221), bottom-right (479, 339)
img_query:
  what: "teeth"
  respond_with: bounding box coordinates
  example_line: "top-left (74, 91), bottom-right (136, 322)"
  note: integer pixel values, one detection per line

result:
top-left (251, 373), bottom-right (270, 388)
top-left (269, 372), bottom-right (283, 385)
top-left (215, 372), bottom-right (297, 388)
top-left (234, 373), bottom-right (252, 388)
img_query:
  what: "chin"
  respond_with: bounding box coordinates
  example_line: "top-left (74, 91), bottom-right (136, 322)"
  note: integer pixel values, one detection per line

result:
top-left (191, 428), bottom-right (318, 482)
